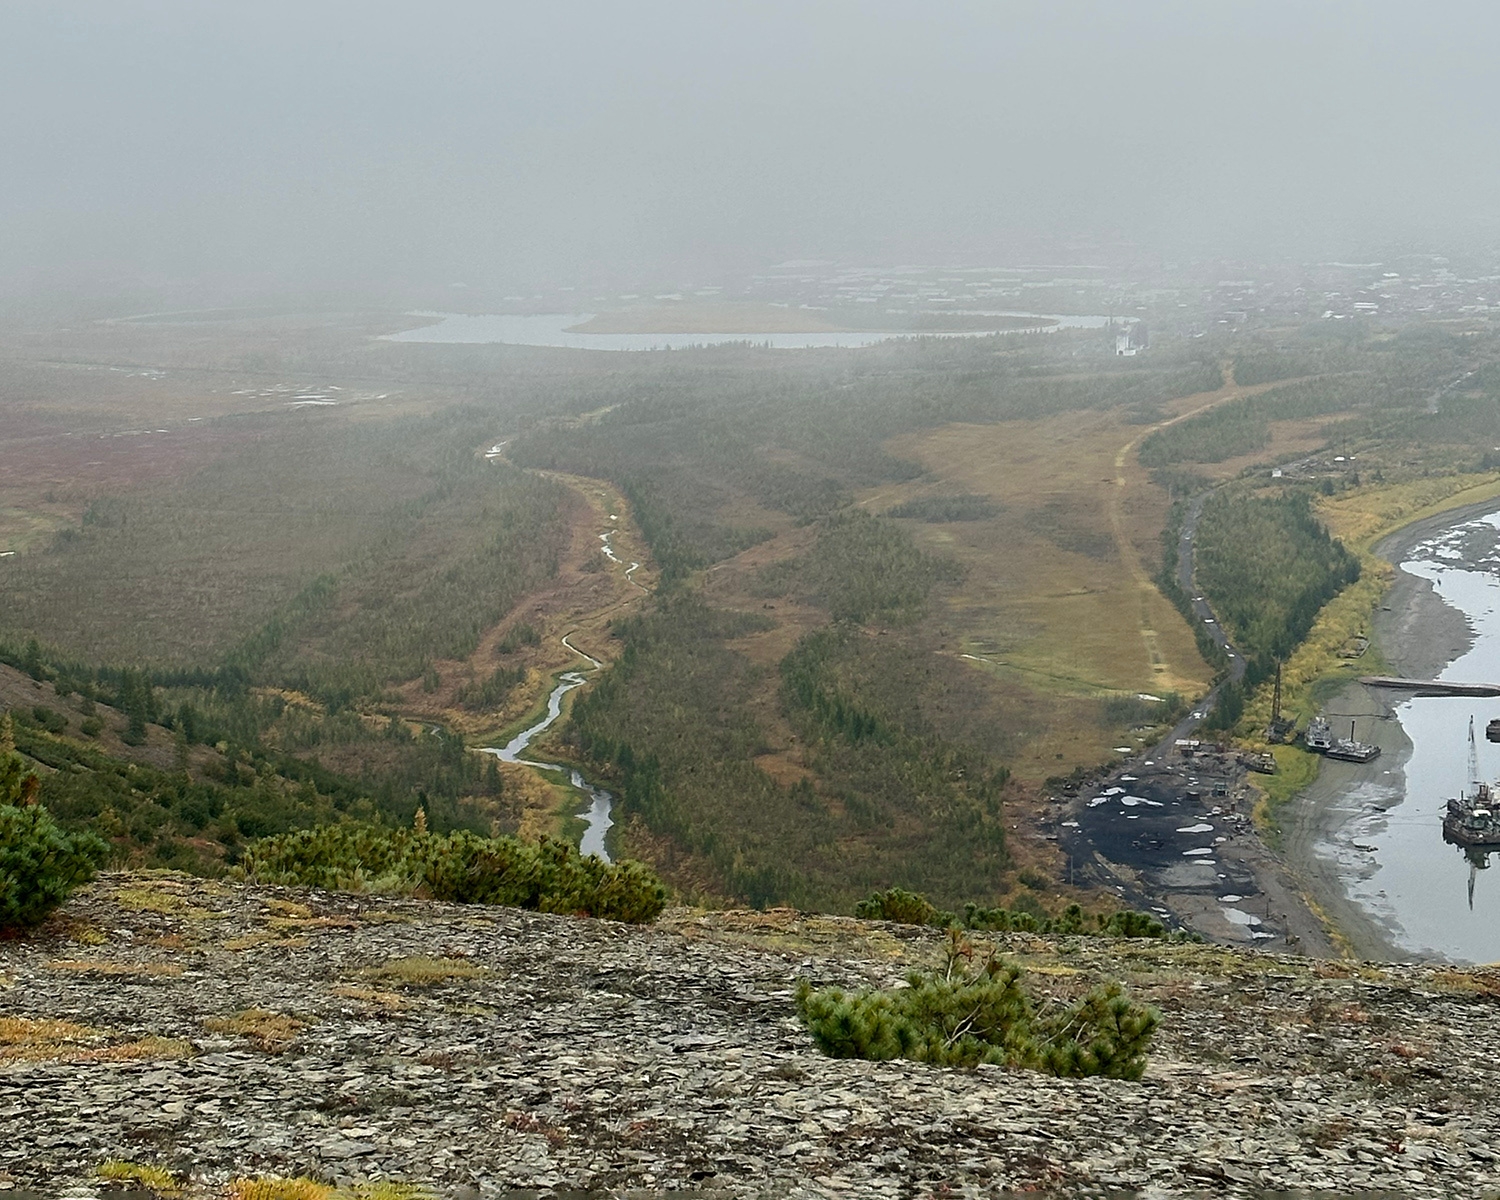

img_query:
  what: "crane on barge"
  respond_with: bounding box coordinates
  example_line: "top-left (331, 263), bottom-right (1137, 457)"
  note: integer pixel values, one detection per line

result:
top-left (1443, 717), bottom-right (1500, 849)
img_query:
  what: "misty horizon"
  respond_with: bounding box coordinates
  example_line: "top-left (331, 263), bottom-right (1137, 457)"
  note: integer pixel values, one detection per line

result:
top-left (5, 1), bottom-right (1500, 308)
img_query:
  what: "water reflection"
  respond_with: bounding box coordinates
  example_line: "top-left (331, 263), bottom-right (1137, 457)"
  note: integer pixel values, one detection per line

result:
top-left (1344, 509), bottom-right (1500, 959)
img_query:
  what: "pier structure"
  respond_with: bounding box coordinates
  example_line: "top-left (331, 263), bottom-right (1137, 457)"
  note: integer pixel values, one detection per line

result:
top-left (1359, 676), bottom-right (1500, 698)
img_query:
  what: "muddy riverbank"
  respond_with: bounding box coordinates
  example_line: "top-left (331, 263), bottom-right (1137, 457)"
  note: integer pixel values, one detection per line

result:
top-left (1277, 681), bottom-right (1413, 960)
top-left (1371, 499), bottom-right (1488, 678)
top-left (1280, 496), bottom-right (1500, 962)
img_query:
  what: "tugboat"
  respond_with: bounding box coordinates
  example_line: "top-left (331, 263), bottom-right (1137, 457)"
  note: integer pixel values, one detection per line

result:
top-left (1304, 715), bottom-right (1333, 752)
top-left (1443, 718), bottom-right (1500, 848)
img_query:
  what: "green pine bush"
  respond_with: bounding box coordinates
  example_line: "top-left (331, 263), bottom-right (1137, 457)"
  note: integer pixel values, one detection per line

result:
top-left (0, 719), bottom-right (109, 930)
top-left (237, 824), bottom-right (668, 923)
top-left (795, 931), bottom-right (1158, 1080)
top-left (855, 886), bottom-right (954, 927)
top-left (855, 887), bottom-right (1168, 940)
top-left (0, 803), bottom-right (110, 930)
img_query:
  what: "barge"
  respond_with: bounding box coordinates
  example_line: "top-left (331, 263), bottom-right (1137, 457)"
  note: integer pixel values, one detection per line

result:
top-left (1303, 715), bottom-right (1380, 763)
top-left (1444, 718), bottom-right (1500, 848)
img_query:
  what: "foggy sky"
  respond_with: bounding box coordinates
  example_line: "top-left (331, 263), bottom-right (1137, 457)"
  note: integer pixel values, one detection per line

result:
top-left (4, 1), bottom-right (1500, 303)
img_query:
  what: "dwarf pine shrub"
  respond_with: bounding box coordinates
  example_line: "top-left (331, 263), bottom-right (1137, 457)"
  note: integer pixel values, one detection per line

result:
top-left (238, 825), bottom-right (668, 923)
top-left (855, 886), bottom-right (953, 927)
top-left (855, 887), bottom-right (1169, 940)
top-left (796, 931), bottom-right (1158, 1080)
top-left (0, 734), bottom-right (109, 930)
top-left (0, 805), bottom-right (110, 930)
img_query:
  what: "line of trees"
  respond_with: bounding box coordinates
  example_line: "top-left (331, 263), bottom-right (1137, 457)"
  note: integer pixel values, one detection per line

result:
top-left (1194, 490), bottom-right (1361, 688)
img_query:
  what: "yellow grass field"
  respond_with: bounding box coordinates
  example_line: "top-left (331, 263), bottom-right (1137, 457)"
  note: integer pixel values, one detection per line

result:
top-left (879, 406), bottom-right (1213, 780)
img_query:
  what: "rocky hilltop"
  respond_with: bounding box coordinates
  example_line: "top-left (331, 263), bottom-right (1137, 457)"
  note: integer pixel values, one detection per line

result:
top-left (3, 874), bottom-right (1500, 1198)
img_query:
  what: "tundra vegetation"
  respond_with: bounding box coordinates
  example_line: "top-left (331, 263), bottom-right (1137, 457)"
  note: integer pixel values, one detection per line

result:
top-left (238, 823), bottom-right (668, 923)
top-left (853, 886), bottom-right (1171, 939)
top-left (1, 312), bottom-right (1498, 912)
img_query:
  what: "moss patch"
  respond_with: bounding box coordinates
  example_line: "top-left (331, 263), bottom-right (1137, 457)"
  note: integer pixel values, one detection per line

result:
top-left (357, 955), bottom-right (486, 989)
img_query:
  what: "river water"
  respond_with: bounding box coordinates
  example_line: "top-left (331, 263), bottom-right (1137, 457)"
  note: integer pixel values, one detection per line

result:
top-left (382, 310), bottom-right (1110, 350)
top-left (478, 634), bottom-right (615, 862)
top-left (1327, 509), bottom-right (1500, 961)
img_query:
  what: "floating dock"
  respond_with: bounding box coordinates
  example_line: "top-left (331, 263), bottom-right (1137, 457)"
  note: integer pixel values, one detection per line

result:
top-left (1359, 676), bottom-right (1500, 698)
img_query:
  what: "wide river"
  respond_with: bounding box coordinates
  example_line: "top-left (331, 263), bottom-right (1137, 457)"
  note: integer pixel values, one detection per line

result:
top-left (1323, 508), bottom-right (1500, 961)
top-left (383, 311), bottom-right (1111, 350)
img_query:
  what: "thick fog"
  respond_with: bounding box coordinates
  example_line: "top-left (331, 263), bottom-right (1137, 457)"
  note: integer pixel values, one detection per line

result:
top-left (4, 1), bottom-right (1499, 302)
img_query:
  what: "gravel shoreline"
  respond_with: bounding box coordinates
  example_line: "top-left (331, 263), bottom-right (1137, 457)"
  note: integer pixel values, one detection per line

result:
top-left (1279, 498), bottom-right (1500, 962)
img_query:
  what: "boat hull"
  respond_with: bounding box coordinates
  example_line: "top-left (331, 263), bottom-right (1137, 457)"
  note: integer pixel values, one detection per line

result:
top-left (1444, 819), bottom-right (1500, 849)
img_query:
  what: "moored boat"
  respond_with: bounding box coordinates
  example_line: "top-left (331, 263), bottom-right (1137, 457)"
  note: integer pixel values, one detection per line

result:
top-left (1444, 785), bottom-right (1500, 847)
top-left (1304, 715), bottom-right (1333, 752)
top-left (1444, 718), bottom-right (1500, 848)
top-left (1326, 737), bottom-right (1380, 763)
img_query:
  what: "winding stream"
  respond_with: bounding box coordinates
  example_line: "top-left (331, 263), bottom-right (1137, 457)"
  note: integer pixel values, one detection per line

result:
top-left (598, 527), bottom-right (643, 588)
top-left (477, 633), bottom-right (617, 862)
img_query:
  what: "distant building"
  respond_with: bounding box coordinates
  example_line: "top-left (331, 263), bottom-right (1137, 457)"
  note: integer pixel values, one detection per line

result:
top-left (1115, 320), bottom-right (1149, 356)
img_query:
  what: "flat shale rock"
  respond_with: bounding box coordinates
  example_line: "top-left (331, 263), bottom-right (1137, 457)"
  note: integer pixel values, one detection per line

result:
top-left (3, 873), bottom-right (1500, 1198)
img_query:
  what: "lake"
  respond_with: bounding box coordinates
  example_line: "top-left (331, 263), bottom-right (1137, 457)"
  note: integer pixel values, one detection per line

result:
top-left (383, 310), bottom-right (1109, 350)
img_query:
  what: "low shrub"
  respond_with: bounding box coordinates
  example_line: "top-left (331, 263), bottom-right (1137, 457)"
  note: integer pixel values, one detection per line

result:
top-left (855, 886), bottom-right (950, 926)
top-left (237, 824), bottom-right (668, 923)
top-left (796, 931), bottom-right (1159, 1079)
top-left (1, 735), bottom-right (109, 930)
top-left (855, 887), bottom-right (1169, 939)
top-left (497, 622), bottom-right (542, 654)
top-left (30, 706), bottom-right (67, 735)
top-left (454, 665), bottom-right (525, 712)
